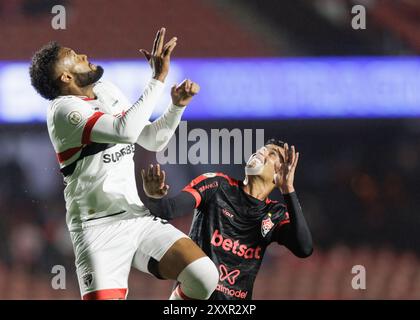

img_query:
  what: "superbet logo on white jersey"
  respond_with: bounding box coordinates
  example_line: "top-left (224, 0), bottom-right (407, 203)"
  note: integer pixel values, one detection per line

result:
top-left (46, 81), bottom-right (149, 231)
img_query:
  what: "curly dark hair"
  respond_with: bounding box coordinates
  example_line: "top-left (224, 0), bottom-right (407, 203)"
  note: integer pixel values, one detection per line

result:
top-left (29, 41), bottom-right (62, 100)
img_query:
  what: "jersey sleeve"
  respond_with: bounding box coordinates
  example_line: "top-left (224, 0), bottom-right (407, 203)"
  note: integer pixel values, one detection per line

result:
top-left (52, 96), bottom-right (102, 149)
top-left (53, 79), bottom-right (164, 149)
top-left (136, 103), bottom-right (186, 152)
top-left (181, 173), bottom-right (226, 209)
top-left (271, 193), bottom-right (313, 257)
top-left (266, 203), bottom-right (291, 243)
top-left (90, 79), bottom-right (164, 144)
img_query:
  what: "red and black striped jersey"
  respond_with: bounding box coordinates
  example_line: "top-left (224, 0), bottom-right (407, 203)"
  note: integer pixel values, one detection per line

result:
top-left (182, 173), bottom-right (290, 300)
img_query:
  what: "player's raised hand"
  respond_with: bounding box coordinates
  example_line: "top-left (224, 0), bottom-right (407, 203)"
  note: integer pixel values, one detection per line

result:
top-left (171, 79), bottom-right (200, 107)
top-left (141, 164), bottom-right (169, 199)
top-left (139, 27), bottom-right (177, 82)
top-left (274, 144), bottom-right (299, 194)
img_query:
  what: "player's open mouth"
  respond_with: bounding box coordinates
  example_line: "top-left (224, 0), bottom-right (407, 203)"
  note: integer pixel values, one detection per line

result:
top-left (245, 153), bottom-right (265, 176)
top-left (246, 153), bottom-right (265, 168)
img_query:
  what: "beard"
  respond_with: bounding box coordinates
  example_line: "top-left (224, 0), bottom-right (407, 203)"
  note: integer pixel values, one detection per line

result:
top-left (73, 65), bottom-right (104, 87)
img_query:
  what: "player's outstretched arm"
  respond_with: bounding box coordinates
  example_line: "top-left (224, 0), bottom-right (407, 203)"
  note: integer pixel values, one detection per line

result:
top-left (89, 28), bottom-right (177, 145)
top-left (140, 164), bottom-right (196, 219)
top-left (136, 79), bottom-right (200, 152)
top-left (274, 145), bottom-right (313, 258)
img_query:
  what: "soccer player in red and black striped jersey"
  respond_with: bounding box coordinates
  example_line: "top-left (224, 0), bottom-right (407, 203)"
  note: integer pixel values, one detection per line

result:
top-left (141, 139), bottom-right (313, 300)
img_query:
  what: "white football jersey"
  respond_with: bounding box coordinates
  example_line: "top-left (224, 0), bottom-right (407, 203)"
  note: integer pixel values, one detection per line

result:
top-left (47, 80), bottom-right (165, 231)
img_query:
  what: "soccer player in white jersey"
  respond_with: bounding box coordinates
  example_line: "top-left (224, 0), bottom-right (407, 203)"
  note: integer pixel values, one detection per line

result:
top-left (29, 28), bottom-right (218, 300)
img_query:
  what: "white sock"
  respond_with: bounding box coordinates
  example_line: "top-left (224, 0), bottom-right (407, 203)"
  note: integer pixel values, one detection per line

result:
top-left (169, 257), bottom-right (219, 300)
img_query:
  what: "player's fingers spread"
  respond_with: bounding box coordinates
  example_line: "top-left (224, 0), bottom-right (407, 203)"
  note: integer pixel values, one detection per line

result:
top-left (292, 146), bottom-right (298, 161)
top-left (152, 30), bottom-right (159, 55)
top-left (293, 152), bottom-right (300, 168)
top-left (291, 147), bottom-right (296, 166)
top-left (152, 29), bottom-right (161, 55)
top-left (157, 27), bottom-right (166, 55)
top-left (153, 164), bottom-right (159, 180)
top-left (278, 151), bottom-right (285, 164)
top-left (167, 36), bottom-right (177, 45)
top-left (139, 49), bottom-right (151, 61)
top-left (160, 170), bottom-right (166, 183)
top-left (164, 41), bottom-right (177, 57)
top-left (141, 169), bottom-right (146, 181)
top-left (283, 143), bottom-right (289, 163)
top-left (148, 164), bottom-right (153, 179)
top-left (162, 38), bottom-right (176, 55)
top-left (156, 163), bottom-right (161, 177)
top-left (290, 145), bottom-right (295, 164)
top-left (163, 37), bottom-right (177, 49)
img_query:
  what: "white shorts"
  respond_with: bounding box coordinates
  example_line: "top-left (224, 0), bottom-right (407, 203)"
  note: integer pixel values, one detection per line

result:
top-left (70, 212), bottom-right (188, 299)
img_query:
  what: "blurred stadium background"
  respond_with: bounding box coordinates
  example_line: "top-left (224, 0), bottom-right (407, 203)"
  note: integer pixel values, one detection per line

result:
top-left (1, 0), bottom-right (420, 299)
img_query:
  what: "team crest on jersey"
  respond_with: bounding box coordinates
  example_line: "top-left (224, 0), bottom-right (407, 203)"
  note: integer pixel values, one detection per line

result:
top-left (261, 213), bottom-right (275, 237)
top-left (203, 172), bottom-right (216, 178)
top-left (68, 111), bottom-right (82, 125)
top-left (82, 273), bottom-right (94, 289)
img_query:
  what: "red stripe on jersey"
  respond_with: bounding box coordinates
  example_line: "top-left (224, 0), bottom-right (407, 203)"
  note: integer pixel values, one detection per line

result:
top-left (82, 112), bottom-right (104, 145)
top-left (189, 172), bottom-right (238, 188)
top-left (82, 97), bottom-right (96, 101)
top-left (56, 146), bottom-right (83, 163)
top-left (213, 172), bottom-right (239, 186)
top-left (265, 198), bottom-right (279, 204)
top-left (182, 172), bottom-right (238, 208)
top-left (82, 288), bottom-right (127, 300)
top-left (275, 219), bottom-right (291, 231)
top-left (182, 187), bottom-right (202, 208)
top-left (188, 174), bottom-right (208, 187)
